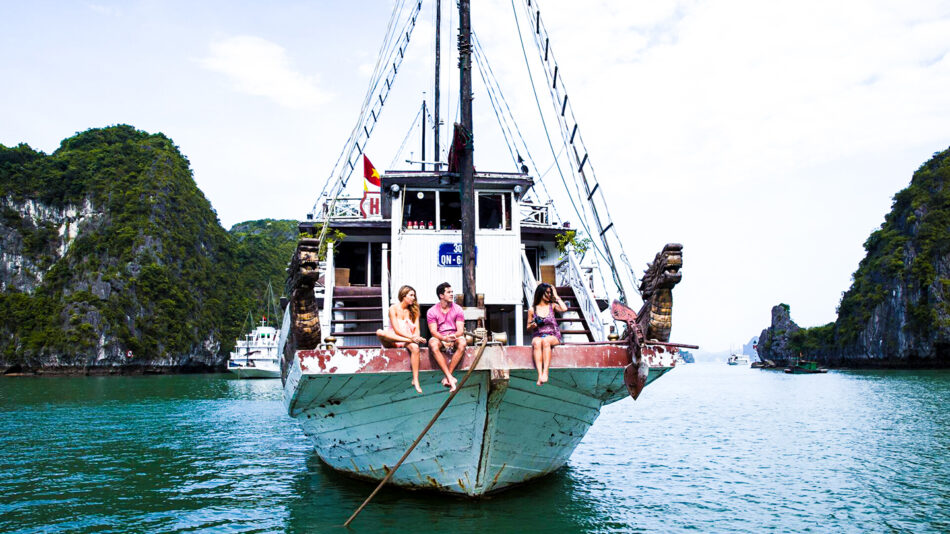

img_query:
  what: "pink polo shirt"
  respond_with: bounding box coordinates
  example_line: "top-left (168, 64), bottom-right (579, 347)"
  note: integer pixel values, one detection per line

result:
top-left (426, 303), bottom-right (464, 336)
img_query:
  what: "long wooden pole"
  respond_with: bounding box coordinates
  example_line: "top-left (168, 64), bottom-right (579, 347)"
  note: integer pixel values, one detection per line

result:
top-left (459, 0), bottom-right (476, 308)
top-left (433, 0), bottom-right (441, 166)
top-left (343, 337), bottom-right (490, 527)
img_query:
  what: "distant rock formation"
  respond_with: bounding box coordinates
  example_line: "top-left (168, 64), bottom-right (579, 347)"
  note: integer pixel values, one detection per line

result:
top-left (756, 305), bottom-right (801, 363)
top-left (0, 126), bottom-right (296, 373)
top-left (758, 146), bottom-right (950, 367)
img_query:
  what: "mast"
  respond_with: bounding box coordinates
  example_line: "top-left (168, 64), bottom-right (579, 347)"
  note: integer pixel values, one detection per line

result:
top-left (458, 0), bottom-right (475, 307)
top-left (421, 100), bottom-right (427, 170)
top-left (434, 0), bottom-right (441, 166)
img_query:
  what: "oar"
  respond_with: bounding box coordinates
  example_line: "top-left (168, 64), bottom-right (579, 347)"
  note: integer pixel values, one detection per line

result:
top-left (343, 336), bottom-right (490, 527)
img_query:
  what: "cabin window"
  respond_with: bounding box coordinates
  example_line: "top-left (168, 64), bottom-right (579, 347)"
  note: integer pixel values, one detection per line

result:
top-left (403, 190), bottom-right (436, 230)
top-left (478, 192), bottom-right (511, 230)
top-left (439, 191), bottom-right (462, 230)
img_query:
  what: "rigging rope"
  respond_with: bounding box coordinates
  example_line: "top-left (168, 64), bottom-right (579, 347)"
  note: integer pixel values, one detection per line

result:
top-left (312, 1), bottom-right (423, 246)
top-left (509, 0), bottom-right (606, 259)
top-left (515, 0), bottom-right (642, 301)
top-left (471, 33), bottom-right (558, 216)
top-left (390, 104), bottom-right (424, 169)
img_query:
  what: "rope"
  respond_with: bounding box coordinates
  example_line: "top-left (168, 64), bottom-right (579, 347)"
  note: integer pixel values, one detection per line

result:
top-left (343, 337), bottom-right (491, 527)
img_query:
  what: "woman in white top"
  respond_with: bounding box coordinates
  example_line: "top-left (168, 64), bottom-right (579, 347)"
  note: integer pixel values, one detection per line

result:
top-left (376, 285), bottom-right (427, 393)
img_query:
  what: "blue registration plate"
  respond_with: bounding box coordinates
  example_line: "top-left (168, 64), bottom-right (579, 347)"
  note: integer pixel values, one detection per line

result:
top-left (438, 243), bottom-right (476, 267)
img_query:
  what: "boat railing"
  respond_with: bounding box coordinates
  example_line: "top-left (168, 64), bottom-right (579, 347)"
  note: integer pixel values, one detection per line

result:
top-left (556, 251), bottom-right (606, 341)
top-left (520, 244), bottom-right (537, 307)
top-left (381, 243), bottom-right (391, 328)
top-left (321, 242), bottom-right (335, 340)
top-left (316, 197), bottom-right (364, 220)
top-left (519, 200), bottom-right (555, 226)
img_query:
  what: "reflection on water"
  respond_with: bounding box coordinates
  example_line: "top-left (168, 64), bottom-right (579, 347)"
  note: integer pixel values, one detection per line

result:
top-left (1, 368), bottom-right (948, 533)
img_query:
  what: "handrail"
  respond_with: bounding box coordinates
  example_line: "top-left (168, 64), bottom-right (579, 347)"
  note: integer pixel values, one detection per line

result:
top-left (322, 242), bottom-right (335, 339)
top-left (381, 243), bottom-right (391, 328)
top-left (520, 244), bottom-right (537, 307)
top-left (519, 200), bottom-right (554, 226)
top-left (556, 251), bottom-right (606, 341)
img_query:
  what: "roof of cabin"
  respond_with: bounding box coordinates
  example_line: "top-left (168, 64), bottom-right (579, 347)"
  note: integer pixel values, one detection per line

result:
top-left (381, 170), bottom-right (534, 192)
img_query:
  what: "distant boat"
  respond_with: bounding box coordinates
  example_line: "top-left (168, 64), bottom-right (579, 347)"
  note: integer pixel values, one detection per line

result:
top-left (727, 353), bottom-right (751, 366)
top-left (784, 356), bottom-right (828, 374)
top-left (229, 282), bottom-right (282, 379)
top-left (228, 319), bottom-right (281, 379)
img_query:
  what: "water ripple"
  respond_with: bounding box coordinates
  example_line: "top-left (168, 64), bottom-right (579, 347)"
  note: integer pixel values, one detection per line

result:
top-left (1, 369), bottom-right (948, 533)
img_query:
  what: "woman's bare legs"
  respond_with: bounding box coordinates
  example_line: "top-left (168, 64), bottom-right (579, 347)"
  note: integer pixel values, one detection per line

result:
top-left (376, 329), bottom-right (407, 346)
top-left (540, 337), bottom-right (560, 383)
top-left (532, 337), bottom-right (544, 385)
top-left (407, 342), bottom-right (422, 393)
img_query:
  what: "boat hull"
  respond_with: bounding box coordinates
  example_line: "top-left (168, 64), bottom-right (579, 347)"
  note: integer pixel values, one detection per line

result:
top-left (784, 367), bottom-right (828, 374)
top-left (229, 366), bottom-right (281, 379)
top-left (284, 343), bottom-right (675, 495)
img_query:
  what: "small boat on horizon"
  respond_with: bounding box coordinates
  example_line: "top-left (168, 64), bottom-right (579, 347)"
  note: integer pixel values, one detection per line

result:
top-left (784, 356), bottom-right (828, 374)
top-left (727, 353), bottom-right (751, 366)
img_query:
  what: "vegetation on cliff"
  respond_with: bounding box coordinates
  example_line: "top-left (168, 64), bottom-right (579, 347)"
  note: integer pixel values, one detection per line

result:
top-left (0, 126), bottom-right (297, 369)
top-left (761, 147), bottom-right (950, 364)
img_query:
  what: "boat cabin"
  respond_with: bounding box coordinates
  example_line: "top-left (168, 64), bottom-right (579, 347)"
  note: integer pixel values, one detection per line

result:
top-left (300, 169), bottom-right (607, 348)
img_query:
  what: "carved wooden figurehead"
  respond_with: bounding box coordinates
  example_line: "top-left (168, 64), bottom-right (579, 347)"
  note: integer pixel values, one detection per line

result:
top-left (611, 243), bottom-right (684, 400)
top-left (283, 238), bottom-right (323, 382)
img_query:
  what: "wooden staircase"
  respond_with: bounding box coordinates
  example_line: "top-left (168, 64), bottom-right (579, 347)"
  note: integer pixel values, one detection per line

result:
top-left (555, 285), bottom-right (594, 341)
top-left (327, 286), bottom-right (384, 346)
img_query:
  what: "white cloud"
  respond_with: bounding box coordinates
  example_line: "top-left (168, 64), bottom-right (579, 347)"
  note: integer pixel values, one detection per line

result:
top-left (197, 35), bottom-right (331, 110)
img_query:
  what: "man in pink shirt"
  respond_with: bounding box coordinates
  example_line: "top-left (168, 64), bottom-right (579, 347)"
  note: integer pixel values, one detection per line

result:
top-left (427, 282), bottom-right (467, 388)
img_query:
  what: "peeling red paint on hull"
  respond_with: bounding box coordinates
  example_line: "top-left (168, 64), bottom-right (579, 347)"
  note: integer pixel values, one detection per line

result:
top-left (285, 344), bottom-right (676, 496)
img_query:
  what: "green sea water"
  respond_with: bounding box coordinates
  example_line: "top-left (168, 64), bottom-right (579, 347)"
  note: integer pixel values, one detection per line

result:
top-left (1, 365), bottom-right (948, 533)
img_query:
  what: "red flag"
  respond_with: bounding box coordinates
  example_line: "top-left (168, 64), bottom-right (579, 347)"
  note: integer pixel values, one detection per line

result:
top-left (363, 155), bottom-right (381, 187)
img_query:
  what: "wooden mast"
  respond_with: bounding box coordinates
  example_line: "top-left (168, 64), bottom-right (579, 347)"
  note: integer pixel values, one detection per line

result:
top-left (459, 0), bottom-right (475, 307)
top-left (434, 0), bottom-right (441, 167)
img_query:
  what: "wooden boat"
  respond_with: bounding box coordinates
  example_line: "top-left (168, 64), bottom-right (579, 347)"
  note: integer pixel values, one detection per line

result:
top-left (784, 358), bottom-right (828, 374)
top-left (278, 0), bottom-right (694, 496)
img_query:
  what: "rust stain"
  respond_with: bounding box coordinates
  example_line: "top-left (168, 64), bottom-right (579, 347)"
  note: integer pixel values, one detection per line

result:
top-left (491, 463), bottom-right (507, 487)
top-left (458, 478), bottom-right (466, 491)
top-left (425, 475), bottom-right (442, 488)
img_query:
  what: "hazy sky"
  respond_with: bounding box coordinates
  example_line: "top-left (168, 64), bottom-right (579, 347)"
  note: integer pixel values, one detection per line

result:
top-left (2, 0), bottom-right (949, 353)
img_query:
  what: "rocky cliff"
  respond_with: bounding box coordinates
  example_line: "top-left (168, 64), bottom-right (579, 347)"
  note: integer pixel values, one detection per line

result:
top-left (0, 126), bottom-right (297, 373)
top-left (759, 147), bottom-right (950, 367)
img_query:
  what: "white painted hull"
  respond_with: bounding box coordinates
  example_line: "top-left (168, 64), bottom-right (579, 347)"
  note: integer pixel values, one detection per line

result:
top-left (229, 363), bottom-right (281, 379)
top-left (284, 344), bottom-right (674, 495)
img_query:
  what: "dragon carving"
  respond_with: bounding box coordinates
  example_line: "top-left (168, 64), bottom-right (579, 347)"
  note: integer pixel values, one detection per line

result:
top-left (282, 238), bottom-right (323, 381)
top-left (610, 243), bottom-right (683, 399)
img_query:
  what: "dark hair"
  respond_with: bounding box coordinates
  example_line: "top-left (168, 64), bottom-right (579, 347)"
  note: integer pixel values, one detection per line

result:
top-left (532, 283), bottom-right (552, 309)
top-left (436, 282), bottom-right (452, 298)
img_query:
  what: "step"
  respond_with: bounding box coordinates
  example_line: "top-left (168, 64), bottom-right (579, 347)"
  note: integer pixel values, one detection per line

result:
top-left (331, 318), bottom-right (384, 324)
top-left (330, 331), bottom-right (381, 337)
top-left (332, 287), bottom-right (382, 297)
top-left (560, 329), bottom-right (592, 335)
top-left (332, 295), bottom-right (381, 301)
top-left (333, 306), bottom-right (382, 312)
